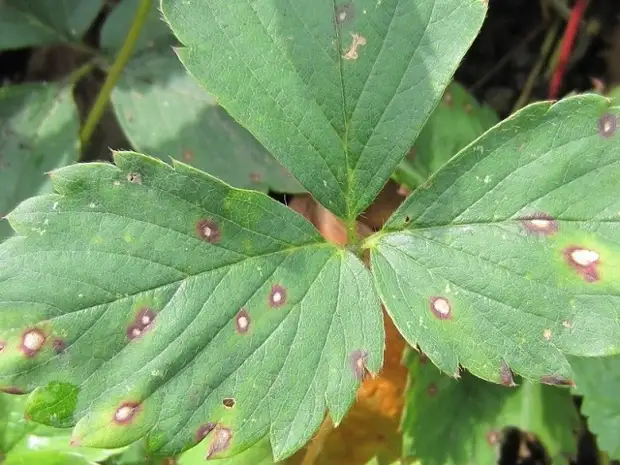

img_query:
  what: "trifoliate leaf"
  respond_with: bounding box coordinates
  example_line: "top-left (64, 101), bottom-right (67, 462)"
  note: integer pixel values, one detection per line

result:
top-left (0, 83), bottom-right (80, 241)
top-left (369, 94), bottom-right (620, 383)
top-left (0, 0), bottom-right (101, 51)
top-left (402, 352), bottom-right (578, 465)
top-left (160, 0), bottom-right (486, 219)
top-left (0, 151), bottom-right (383, 461)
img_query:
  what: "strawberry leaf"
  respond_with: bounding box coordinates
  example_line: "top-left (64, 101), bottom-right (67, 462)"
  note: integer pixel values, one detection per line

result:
top-left (369, 95), bottom-right (620, 382)
top-left (0, 151), bottom-right (383, 461)
top-left (160, 0), bottom-right (487, 219)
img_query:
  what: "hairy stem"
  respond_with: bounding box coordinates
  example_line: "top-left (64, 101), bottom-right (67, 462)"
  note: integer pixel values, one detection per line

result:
top-left (79, 0), bottom-right (152, 146)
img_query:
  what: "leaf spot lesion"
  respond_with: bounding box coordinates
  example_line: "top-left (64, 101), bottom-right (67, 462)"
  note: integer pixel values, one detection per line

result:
top-left (343, 33), bottom-right (367, 60)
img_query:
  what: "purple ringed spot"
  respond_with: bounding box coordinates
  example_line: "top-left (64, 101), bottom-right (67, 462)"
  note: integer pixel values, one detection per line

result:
top-left (235, 309), bottom-right (250, 334)
top-left (563, 246), bottom-right (600, 282)
top-left (599, 113), bottom-right (617, 138)
top-left (429, 296), bottom-right (452, 320)
top-left (20, 328), bottom-right (46, 357)
top-left (520, 213), bottom-right (558, 235)
top-left (196, 422), bottom-right (216, 442)
top-left (268, 284), bottom-right (287, 308)
top-left (113, 402), bottom-right (141, 424)
top-left (196, 219), bottom-right (221, 243)
top-left (499, 360), bottom-right (515, 387)
top-left (206, 426), bottom-right (233, 459)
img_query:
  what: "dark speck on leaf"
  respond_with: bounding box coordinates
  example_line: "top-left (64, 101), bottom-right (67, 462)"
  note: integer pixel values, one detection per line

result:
top-left (223, 398), bottom-right (235, 408)
top-left (52, 338), bottom-right (67, 353)
top-left (127, 172), bottom-right (142, 184)
top-left (427, 383), bottom-right (438, 397)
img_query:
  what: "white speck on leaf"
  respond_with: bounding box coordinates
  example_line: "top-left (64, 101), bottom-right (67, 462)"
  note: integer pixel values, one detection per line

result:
top-left (432, 298), bottom-right (451, 316)
top-left (570, 249), bottom-right (599, 267)
top-left (23, 330), bottom-right (45, 352)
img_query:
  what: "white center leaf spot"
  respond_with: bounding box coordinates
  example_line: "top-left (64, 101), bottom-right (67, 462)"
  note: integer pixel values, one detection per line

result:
top-left (272, 292), bottom-right (282, 304)
top-left (530, 219), bottom-right (551, 229)
top-left (237, 315), bottom-right (249, 331)
top-left (115, 405), bottom-right (135, 422)
top-left (141, 315), bottom-right (151, 325)
top-left (432, 298), bottom-right (450, 316)
top-left (131, 328), bottom-right (142, 338)
top-left (23, 330), bottom-right (45, 352)
top-left (570, 249), bottom-right (599, 267)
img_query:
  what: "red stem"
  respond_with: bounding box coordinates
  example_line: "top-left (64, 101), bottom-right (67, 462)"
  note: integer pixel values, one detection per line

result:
top-left (548, 0), bottom-right (589, 100)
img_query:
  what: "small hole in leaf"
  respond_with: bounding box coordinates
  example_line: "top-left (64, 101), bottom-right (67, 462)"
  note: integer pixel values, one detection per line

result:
top-left (222, 398), bottom-right (235, 409)
top-left (404, 216), bottom-right (411, 224)
top-left (127, 172), bottom-right (142, 184)
top-left (196, 219), bottom-right (221, 244)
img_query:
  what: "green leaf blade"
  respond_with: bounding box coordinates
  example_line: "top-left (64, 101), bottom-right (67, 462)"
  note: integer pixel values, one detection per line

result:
top-left (161, 0), bottom-right (486, 218)
top-left (0, 0), bottom-right (101, 50)
top-left (370, 94), bottom-right (620, 383)
top-left (402, 353), bottom-right (578, 465)
top-left (0, 152), bottom-right (383, 461)
top-left (0, 83), bottom-right (80, 241)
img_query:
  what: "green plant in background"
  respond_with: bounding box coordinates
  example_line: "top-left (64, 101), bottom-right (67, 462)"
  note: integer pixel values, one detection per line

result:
top-left (1, 1), bottom-right (620, 464)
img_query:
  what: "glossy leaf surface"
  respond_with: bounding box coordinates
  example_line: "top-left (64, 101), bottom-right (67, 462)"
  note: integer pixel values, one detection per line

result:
top-left (0, 0), bottom-right (102, 50)
top-left (161, 0), bottom-right (486, 218)
top-left (0, 151), bottom-right (383, 461)
top-left (370, 95), bottom-right (620, 383)
top-left (0, 83), bottom-right (80, 241)
top-left (402, 352), bottom-right (578, 465)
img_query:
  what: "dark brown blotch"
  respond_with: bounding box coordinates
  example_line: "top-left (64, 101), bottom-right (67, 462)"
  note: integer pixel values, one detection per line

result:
top-left (222, 398), bottom-right (235, 409)
top-left (541, 375), bottom-right (575, 387)
top-left (127, 308), bottom-right (157, 340)
top-left (234, 308), bottom-right (250, 334)
top-left (196, 219), bottom-right (221, 244)
top-left (268, 284), bottom-right (287, 308)
top-left (500, 360), bottom-right (516, 387)
top-left (427, 382), bottom-right (438, 397)
top-left (520, 213), bottom-right (558, 236)
top-left (206, 426), bottom-right (233, 459)
top-left (335, 2), bottom-right (354, 24)
top-left (52, 338), bottom-right (67, 353)
top-left (349, 349), bottom-right (368, 381)
top-left (196, 422), bottom-right (216, 442)
top-left (599, 113), bottom-right (617, 138)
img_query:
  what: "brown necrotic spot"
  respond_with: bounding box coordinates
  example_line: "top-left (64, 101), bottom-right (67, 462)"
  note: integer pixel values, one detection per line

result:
top-left (113, 401), bottom-right (141, 424)
top-left (235, 308), bottom-right (250, 334)
top-left (222, 398), bottom-right (235, 409)
top-left (206, 426), bottom-right (233, 459)
top-left (1, 386), bottom-right (25, 394)
top-left (427, 383), bottom-right (438, 397)
top-left (520, 213), bottom-right (558, 235)
top-left (486, 430), bottom-right (500, 446)
top-left (563, 246), bottom-right (600, 282)
top-left (196, 422), bottom-right (216, 442)
top-left (599, 113), bottom-right (617, 138)
top-left (127, 172), bottom-right (142, 184)
top-left (500, 360), bottom-right (515, 387)
top-left (343, 33), bottom-right (366, 60)
top-left (127, 308), bottom-right (157, 340)
top-left (249, 172), bottom-right (262, 183)
top-left (0, 341), bottom-right (5, 352)
top-left (52, 338), bottom-right (67, 353)
top-left (429, 296), bottom-right (452, 320)
top-left (20, 328), bottom-right (46, 357)
top-left (349, 349), bottom-right (368, 381)
top-left (268, 284), bottom-right (287, 308)
top-left (335, 2), bottom-right (354, 23)
top-left (196, 219), bottom-right (221, 243)
top-left (541, 375), bottom-right (575, 387)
